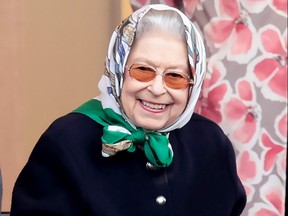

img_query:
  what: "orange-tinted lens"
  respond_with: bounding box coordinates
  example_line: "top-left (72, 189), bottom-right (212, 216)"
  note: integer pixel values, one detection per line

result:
top-left (129, 65), bottom-right (156, 82)
top-left (164, 72), bottom-right (190, 89)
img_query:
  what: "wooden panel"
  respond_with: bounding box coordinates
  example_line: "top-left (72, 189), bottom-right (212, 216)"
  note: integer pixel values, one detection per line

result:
top-left (0, 0), bottom-right (121, 211)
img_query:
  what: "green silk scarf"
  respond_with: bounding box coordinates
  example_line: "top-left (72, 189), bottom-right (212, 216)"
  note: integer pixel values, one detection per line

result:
top-left (73, 99), bottom-right (173, 168)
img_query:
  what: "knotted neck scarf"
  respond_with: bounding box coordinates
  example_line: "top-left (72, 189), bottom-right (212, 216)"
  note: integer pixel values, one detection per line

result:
top-left (73, 4), bottom-right (206, 168)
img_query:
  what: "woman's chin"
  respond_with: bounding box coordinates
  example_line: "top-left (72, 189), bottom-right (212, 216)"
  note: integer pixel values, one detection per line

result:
top-left (134, 120), bottom-right (168, 131)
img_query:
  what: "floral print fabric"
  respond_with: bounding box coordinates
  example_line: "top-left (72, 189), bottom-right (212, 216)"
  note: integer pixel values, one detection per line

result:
top-left (131, 0), bottom-right (287, 215)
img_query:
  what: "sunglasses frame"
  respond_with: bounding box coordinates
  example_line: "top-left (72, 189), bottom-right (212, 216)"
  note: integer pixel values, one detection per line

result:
top-left (127, 63), bottom-right (195, 89)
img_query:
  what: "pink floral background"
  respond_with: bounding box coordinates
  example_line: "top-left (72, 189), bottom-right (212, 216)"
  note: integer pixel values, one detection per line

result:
top-left (131, 0), bottom-right (287, 215)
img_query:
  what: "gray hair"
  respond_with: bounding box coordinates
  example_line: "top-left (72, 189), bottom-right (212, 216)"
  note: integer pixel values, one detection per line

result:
top-left (136, 9), bottom-right (186, 40)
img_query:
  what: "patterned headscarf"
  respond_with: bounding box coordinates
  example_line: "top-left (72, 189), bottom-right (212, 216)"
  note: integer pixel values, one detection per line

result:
top-left (74, 4), bottom-right (206, 167)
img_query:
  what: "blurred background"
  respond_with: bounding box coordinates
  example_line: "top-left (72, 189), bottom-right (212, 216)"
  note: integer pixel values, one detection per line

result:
top-left (0, 0), bottom-right (132, 211)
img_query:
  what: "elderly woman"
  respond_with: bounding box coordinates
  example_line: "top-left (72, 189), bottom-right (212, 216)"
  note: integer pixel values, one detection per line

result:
top-left (11, 4), bottom-right (246, 216)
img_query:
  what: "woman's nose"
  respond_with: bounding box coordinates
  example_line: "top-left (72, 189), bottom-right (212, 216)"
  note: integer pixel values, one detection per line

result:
top-left (147, 74), bottom-right (167, 95)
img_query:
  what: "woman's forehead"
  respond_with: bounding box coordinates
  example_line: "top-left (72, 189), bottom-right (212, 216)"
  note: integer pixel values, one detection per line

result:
top-left (126, 30), bottom-right (188, 67)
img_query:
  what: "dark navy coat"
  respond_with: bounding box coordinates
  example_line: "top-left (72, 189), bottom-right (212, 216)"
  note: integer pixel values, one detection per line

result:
top-left (11, 113), bottom-right (246, 215)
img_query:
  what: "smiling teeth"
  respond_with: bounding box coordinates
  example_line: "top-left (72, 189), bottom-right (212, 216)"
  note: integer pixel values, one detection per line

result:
top-left (142, 101), bottom-right (166, 110)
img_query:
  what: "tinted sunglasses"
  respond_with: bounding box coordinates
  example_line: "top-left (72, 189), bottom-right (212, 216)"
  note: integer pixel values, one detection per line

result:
top-left (127, 63), bottom-right (194, 89)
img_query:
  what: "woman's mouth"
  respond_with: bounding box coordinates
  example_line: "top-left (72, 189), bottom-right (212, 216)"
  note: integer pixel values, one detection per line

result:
top-left (141, 100), bottom-right (166, 110)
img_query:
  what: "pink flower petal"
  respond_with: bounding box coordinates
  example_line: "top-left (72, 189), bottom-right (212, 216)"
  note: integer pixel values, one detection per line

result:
top-left (201, 79), bottom-right (211, 95)
top-left (261, 131), bottom-right (284, 172)
top-left (231, 23), bottom-right (253, 55)
top-left (255, 209), bottom-right (278, 216)
top-left (183, 0), bottom-right (198, 18)
top-left (279, 152), bottom-right (287, 176)
top-left (160, 0), bottom-right (175, 6)
top-left (254, 58), bottom-right (279, 81)
top-left (272, 0), bottom-right (288, 13)
top-left (201, 108), bottom-right (222, 123)
top-left (268, 66), bottom-right (288, 98)
top-left (197, 82), bottom-right (228, 123)
top-left (205, 19), bottom-right (234, 44)
top-left (284, 31), bottom-right (287, 48)
top-left (276, 111), bottom-right (287, 138)
top-left (225, 98), bottom-right (246, 119)
top-left (261, 28), bottom-right (286, 55)
top-left (219, 0), bottom-right (240, 17)
top-left (237, 79), bottom-right (253, 101)
top-left (265, 189), bottom-right (283, 214)
top-left (238, 151), bottom-right (257, 181)
top-left (209, 83), bottom-right (228, 106)
top-left (260, 175), bottom-right (285, 215)
top-left (233, 113), bottom-right (256, 143)
top-left (210, 65), bottom-right (222, 86)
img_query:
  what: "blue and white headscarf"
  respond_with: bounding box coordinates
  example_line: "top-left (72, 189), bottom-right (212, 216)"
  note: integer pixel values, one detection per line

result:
top-left (99, 4), bottom-right (206, 132)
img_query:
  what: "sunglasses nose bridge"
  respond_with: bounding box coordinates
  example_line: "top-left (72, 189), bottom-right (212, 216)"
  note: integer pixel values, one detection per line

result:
top-left (154, 70), bottom-right (168, 90)
top-left (154, 68), bottom-right (165, 78)
top-left (148, 71), bottom-right (167, 94)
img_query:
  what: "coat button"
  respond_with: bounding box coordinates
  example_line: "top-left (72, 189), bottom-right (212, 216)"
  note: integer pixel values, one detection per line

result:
top-left (156, 195), bottom-right (166, 205)
top-left (146, 162), bottom-right (159, 171)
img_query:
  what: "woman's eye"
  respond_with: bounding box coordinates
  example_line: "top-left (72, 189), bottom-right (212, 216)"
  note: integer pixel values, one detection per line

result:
top-left (137, 66), bottom-right (154, 73)
top-left (167, 73), bottom-right (184, 79)
top-left (137, 66), bottom-right (147, 71)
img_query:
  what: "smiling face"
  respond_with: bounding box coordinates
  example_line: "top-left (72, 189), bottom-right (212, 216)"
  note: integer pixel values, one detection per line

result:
top-left (120, 30), bottom-right (190, 130)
